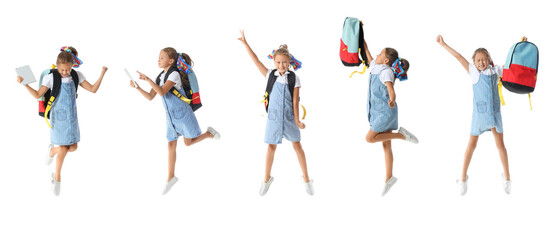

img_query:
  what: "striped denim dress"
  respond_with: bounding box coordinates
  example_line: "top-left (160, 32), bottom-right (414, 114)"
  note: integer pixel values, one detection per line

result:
top-left (264, 81), bottom-right (301, 144)
top-left (50, 83), bottom-right (80, 145)
top-left (470, 71), bottom-right (503, 136)
top-left (368, 67), bottom-right (398, 133)
top-left (162, 86), bottom-right (202, 142)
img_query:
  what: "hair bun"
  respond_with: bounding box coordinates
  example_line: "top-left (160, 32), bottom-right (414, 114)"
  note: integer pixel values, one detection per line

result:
top-left (279, 44), bottom-right (288, 50)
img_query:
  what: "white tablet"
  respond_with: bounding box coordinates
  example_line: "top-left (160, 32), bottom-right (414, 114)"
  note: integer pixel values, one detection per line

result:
top-left (15, 65), bottom-right (37, 85)
top-left (124, 68), bottom-right (138, 87)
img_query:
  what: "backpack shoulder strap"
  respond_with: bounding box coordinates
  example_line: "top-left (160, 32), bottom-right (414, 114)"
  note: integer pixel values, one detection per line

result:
top-left (358, 21), bottom-right (368, 67)
top-left (263, 69), bottom-right (277, 112)
top-left (155, 70), bottom-right (165, 86)
top-left (70, 69), bottom-right (80, 92)
top-left (50, 69), bottom-right (62, 100)
top-left (287, 70), bottom-right (296, 99)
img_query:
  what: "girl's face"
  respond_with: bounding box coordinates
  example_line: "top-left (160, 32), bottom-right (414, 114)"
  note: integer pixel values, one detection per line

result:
top-left (375, 49), bottom-right (390, 65)
top-left (158, 51), bottom-right (174, 69)
top-left (274, 54), bottom-right (291, 75)
top-left (474, 52), bottom-right (490, 71)
top-left (56, 62), bottom-right (73, 78)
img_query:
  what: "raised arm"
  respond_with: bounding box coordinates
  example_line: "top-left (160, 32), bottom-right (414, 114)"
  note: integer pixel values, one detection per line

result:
top-left (80, 66), bottom-right (108, 93)
top-left (17, 76), bottom-right (48, 99)
top-left (364, 39), bottom-right (374, 65)
top-left (437, 35), bottom-right (469, 72)
top-left (238, 30), bottom-right (268, 77)
top-left (292, 87), bottom-right (305, 129)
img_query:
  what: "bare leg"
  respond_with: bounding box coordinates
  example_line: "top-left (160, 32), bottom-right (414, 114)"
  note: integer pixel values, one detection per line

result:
top-left (366, 130), bottom-right (405, 143)
top-left (292, 141), bottom-right (310, 182)
top-left (462, 135), bottom-right (479, 181)
top-left (54, 145), bottom-right (70, 182)
top-left (264, 144), bottom-right (277, 182)
top-left (492, 128), bottom-right (510, 180)
top-left (184, 132), bottom-right (213, 146)
top-left (50, 143), bottom-right (77, 158)
top-left (167, 140), bottom-right (178, 182)
top-left (382, 140), bottom-right (394, 182)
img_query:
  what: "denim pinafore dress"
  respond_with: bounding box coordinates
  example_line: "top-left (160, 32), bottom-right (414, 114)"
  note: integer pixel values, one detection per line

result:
top-left (368, 66), bottom-right (398, 133)
top-left (264, 81), bottom-right (301, 144)
top-left (162, 85), bottom-right (202, 142)
top-left (50, 82), bottom-right (80, 146)
top-left (470, 70), bottom-right (503, 136)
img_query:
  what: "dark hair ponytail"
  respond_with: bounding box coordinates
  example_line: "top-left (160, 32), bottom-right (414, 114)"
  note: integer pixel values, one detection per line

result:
top-left (161, 47), bottom-right (194, 89)
top-left (178, 53), bottom-right (193, 89)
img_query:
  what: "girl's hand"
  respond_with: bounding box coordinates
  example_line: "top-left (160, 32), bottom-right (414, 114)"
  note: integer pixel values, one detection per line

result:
top-left (388, 99), bottom-right (396, 108)
top-left (296, 120), bottom-right (306, 129)
top-left (130, 80), bottom-right (137, 88)
top-left (238, 30), bottom-right (247, 45)
top-left (136, 71), bottom-right (148, 81)
top-left (436, 35), bottom-right (446, 46)
top-left (101, 66), bottom-right (108, 73)
top-left (17, 76), bottom-right (24, 84)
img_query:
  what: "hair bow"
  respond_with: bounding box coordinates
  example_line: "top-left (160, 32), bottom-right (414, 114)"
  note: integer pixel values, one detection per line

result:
top-left (392, 58), bottom-right (407, 81)
top-left (60, 46), bottom-right (83, 68)
top-left (267, 50), bottom-right (302, 71)
top-left (177, 53), bottom-right (191, 74)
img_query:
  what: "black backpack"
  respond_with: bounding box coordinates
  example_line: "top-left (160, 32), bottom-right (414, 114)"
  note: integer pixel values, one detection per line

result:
top-left (39, 69), bottom-right (80, 128)
top-left (155, 66), bottom-right (202, 111)
top-left (263, 69), bottom-right (296, 112)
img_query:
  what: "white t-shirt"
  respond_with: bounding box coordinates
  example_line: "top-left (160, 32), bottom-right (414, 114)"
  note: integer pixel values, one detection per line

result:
top-left (42, 71), bottom-right (86, 89)
top-left (369, 63), bottom-right (395, 85)
top-left (158, 71), bottom-right (182, 90)
top-left (265, 69), bottom-right (301, 88)
top-left (468, 63), bottom-right (503, 85)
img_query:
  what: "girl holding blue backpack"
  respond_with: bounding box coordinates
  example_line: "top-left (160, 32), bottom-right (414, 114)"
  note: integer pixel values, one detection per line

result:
top-left (17, 46), bottom-right (108, 196)
top-left (437, 35), bottom-right (511, 196)
top-left (132, 47), bottom-right (220, 195)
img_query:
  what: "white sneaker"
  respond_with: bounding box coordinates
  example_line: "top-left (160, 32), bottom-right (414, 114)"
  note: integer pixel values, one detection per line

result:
top-left (457, 175), bottom-right (468, 196)
top-left (303, 177), bottom-right (314, 196)
top-left (46, 144), bottom-right (55, 165)
top-left (51, 173), bottom-right (60, 196)
top-left (259, 176), bottom-right (274, 196)
top-left (162, 176), bottom-right (179, 195)
top-left (207, 127), bottom-right (221, 140)
top-left (398, 127), bottom-right (418, 144)
top-left (381, 176), bottom-right (398, 196)
top-left (502, 173), bottom-right (511, 194)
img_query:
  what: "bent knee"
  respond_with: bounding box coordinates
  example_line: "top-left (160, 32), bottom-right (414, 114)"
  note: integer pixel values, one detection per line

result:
top-left (184, 138), bottom-right (193, 146)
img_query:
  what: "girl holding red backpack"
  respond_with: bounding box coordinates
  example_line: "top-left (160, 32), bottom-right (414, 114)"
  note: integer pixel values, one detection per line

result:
top-left (361, 38), bottom-right (419, 196)
top-left (437, 35), bottom-right (512, 196)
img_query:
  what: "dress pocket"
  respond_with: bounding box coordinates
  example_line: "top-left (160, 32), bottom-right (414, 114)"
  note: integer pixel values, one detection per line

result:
top-left (476, 101), bottom-right (487, 113)
top-left (373, 100), bottom-right (386, 111)
top-left (171, 107), bottom-right (186, 120)
top-left (268, 108), bottom-right (277, 121)
top-left (55, 109), bottom-right (68, 121)
top-left (285, 108), bottom-right (294, 121)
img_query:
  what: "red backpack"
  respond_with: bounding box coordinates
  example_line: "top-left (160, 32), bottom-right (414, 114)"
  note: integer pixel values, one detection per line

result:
top-left (499, 38), bottom-right (539, 110)
top-left (340, 17), bottom-right (368, 77)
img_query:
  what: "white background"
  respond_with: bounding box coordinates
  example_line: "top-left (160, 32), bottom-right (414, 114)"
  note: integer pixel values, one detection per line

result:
top-left (1, 0), bottom-right (558, 239)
